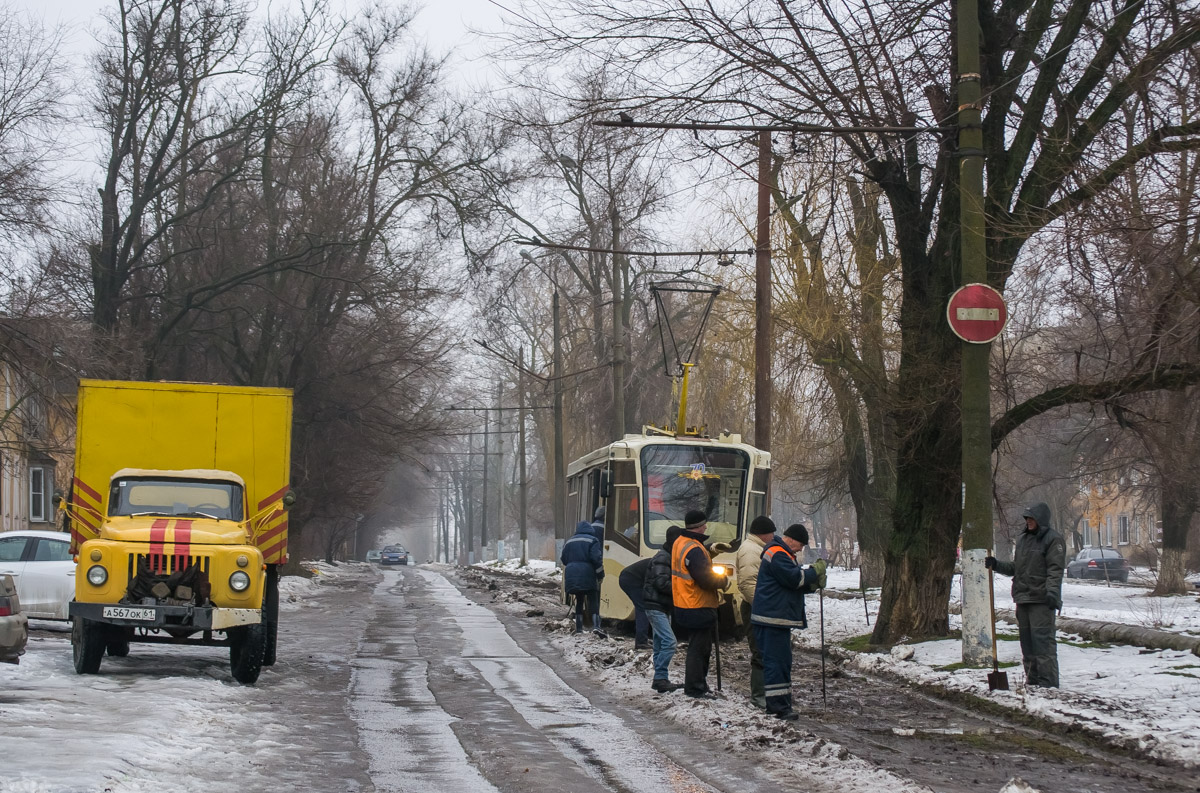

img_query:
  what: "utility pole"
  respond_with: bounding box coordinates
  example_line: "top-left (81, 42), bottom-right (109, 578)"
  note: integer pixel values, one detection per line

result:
top-left (611, 207), bottom-right (627, 439)
top-left (466, 431), bottom-right (476, 564)
top-left (519, 346), bottom-right (529, 565)
top-left (494, 380), bottom-right (504, 562)
top-left (553, 290), bottom-right (567, 545)
top-left (481, 407), bottom-right (489, 562)
top-left (957, 0), bottom-right (993, 667)
top-left (755, 131), bottom-right (773, 453)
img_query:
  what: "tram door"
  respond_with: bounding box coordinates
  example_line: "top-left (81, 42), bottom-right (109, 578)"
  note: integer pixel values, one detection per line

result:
top-left (599, 460), bottom-right (640, 621)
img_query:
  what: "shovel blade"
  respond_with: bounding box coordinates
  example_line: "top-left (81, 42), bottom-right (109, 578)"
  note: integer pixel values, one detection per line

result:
top-left (988, 670), bottom-right (1010, 691)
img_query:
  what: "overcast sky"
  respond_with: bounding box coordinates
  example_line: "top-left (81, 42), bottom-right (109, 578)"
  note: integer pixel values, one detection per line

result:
top-left (22, 0), bottom-right (507, 68)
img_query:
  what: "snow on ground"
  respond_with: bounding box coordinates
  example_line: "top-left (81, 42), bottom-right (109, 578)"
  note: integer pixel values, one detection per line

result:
top-left (0, 561), bottom-right (363, 793)
top-left (815, 567), bottom-right (1200, 769)
top-left (473, 557), bottom-right (561, 581)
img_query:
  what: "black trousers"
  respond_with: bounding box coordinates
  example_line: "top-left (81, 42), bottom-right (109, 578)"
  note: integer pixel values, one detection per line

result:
top-left (1016, 602), bottom-right (1059, 687)
top-left (683, 623), bottom-right (714, 695)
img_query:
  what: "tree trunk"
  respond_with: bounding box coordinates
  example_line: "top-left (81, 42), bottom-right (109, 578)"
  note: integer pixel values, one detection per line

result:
top-left (1154, 476), bottom-right (1194, 595)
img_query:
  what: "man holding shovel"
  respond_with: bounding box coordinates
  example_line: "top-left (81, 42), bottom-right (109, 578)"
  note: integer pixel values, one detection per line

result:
top-left (751, 524), bottom-right (826, 720)
top-left (986, 503), bottom-right (1066, 688)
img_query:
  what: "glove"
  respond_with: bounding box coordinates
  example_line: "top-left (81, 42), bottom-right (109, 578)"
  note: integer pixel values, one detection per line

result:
top-left (812, 559), bottom-right (828, 590)
top-left (709, 541), bottom-right (733, 554)
top-left (1045, 595), bottom-right (1060, 610)
top-left (984, 556), bottom-right (997, 569)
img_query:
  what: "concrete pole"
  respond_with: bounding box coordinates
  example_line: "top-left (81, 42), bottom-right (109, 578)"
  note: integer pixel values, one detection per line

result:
top-left (553, 290), bottom-right (567, 544)
top-left (480, 406), bottom-right (489, 563)
top-left (755, 131), bottom-right (773, 453)
top-left (611, 206), bottom-right (627, 439)
top-left (495, 380), bottom-right (504, 563)
top-left (958, 0), bottom-right (994, 667)
top-left (519, 346), bottom-right (528, 565)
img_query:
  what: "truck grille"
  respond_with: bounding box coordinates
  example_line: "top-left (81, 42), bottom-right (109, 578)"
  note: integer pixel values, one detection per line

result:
top-left (127, 553), bottom-right (211, 578)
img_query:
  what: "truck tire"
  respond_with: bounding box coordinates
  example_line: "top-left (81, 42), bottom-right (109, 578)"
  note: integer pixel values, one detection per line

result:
top-left (229, 624), bottom-right (266, 685)
top-left (106, 626), bottom-right (133, 657)
top-left (263, 565), bottom-right (280, 667)
top-left (72, 617), bottom-right (105, 674)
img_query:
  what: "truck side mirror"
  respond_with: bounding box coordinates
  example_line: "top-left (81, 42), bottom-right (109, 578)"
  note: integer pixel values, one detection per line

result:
top-left (282, 491), bottom-right (297, 510)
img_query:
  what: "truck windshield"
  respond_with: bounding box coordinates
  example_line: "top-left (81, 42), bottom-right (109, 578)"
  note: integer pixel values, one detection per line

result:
top-left (640, 445), bottom-right (750, 547)
top-left (109, 478), bottom-right (244, 521)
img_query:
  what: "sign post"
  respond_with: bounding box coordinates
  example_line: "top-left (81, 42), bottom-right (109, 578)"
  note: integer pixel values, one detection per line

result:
top-left (951, 280), bottom-right (1008, 667)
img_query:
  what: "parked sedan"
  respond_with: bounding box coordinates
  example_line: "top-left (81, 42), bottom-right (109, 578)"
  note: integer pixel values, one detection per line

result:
top-left (380, 545), bottom-right (409, 566)
top-left (0, 573), bottom-right (28, 664)
top-left (0, 530), bottom-right (76, 619)
top-left (1066, 546), bottom-right (1131, 583)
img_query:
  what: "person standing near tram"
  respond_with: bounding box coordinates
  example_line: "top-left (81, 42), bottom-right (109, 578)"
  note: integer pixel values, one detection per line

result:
top-left (670, 509), bottom-right (728, 698)
top-left (735, 515), bottom-right (778, 709)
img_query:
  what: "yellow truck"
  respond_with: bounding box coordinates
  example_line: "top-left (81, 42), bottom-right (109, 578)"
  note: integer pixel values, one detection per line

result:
top-left (63, 380), bottom-right (293, 684)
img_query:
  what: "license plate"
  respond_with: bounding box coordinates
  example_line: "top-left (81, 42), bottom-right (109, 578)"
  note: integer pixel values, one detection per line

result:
top-left (103, 606), bottom-right (156, 621)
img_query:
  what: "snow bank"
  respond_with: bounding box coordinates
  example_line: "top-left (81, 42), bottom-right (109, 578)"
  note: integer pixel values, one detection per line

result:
top-left (474, 557), bottom-right (561, 581)
top-left (813, 568), bottom-right (1200, 769)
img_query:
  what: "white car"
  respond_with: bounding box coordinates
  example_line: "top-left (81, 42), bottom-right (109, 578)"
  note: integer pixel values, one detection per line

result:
top-left (0, 530), bottom-right (76, 620)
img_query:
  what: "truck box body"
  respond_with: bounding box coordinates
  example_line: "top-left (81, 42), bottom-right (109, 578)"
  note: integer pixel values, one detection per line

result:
top-left (70, 380), bottom-right (293, 564)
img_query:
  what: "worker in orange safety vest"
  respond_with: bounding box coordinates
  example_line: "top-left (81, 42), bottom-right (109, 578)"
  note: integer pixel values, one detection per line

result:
top-left (670, 509), bottom-right (728, 698)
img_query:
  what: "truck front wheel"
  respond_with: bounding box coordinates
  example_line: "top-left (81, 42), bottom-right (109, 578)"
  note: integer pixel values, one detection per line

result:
top-left (229, 624), bottom-right (266, 685)
top-left (72, 617), bottom-right (106, 674)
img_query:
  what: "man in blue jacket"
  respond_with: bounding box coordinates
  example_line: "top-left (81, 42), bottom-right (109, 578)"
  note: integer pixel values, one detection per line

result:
top-left (751, 523), bottom-right (827, 720)
top-left (561, 515), bottom-right (606, 637)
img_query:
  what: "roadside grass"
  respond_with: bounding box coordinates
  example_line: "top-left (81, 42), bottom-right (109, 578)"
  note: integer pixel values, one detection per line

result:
top-left (935, 660), bottom-right (1019, 672)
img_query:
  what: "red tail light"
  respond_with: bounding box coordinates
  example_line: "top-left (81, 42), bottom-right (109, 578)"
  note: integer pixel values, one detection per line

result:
top-left (1087, 560), bottom-right (1098, 568)
top-left (0, 597), bottom-right (12, 617)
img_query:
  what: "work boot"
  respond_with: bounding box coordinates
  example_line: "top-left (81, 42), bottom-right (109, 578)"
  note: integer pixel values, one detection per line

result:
top-left (651, 679), bottom-right (682, 693)
top-left (774, 710), bottom-right (800, 721)
top-left (634, 641), bottom-right (651, 651)
top-left (592, 627), bottom-right (608, 639)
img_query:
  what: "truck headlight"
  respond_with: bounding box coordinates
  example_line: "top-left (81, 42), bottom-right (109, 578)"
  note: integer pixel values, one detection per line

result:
top-left (229, 571), bottom-right (251, 592)
top-left (87, 565), bottom-right (108, 586)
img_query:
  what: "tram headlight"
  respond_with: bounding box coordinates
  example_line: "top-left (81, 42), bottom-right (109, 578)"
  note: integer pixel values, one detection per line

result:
top-left (229, 571), bottom-right (251, 592)
top-left (86, 565), bottom-right (108, 586)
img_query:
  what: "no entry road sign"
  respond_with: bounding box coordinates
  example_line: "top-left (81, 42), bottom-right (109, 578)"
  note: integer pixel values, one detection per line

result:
top-left (947, 283), bottom-right (1007, 343)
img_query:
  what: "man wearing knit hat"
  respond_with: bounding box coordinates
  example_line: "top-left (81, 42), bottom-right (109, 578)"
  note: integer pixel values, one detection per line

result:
top-left (751, 523), bottom-right (827, 719)
top-left (670, 508), bottom-right (729, 697)
top-left (735, 514), bottom-right (777, 709)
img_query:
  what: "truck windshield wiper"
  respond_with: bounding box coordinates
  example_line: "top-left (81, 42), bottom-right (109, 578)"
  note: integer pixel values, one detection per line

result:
top-left (174, 511), bottom-right (222, 520)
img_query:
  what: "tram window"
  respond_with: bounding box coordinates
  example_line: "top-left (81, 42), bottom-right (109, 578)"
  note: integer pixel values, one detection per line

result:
top-left (611, 460), bottom-right (636, 485)
top-left (748, 469), bottom-right (770, 522)
top-left (608, 485), bottom-right (640, 553)
top-left (640, 445), bottom-right (750, 548)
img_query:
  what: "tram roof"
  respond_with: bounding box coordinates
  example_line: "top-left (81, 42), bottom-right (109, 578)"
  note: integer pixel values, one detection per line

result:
top-left (567, 430), bottom-right (771, 474)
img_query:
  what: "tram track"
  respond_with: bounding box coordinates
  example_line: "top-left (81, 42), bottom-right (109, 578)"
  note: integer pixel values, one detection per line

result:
top-left (463, 565), bottom-right (1199, 793)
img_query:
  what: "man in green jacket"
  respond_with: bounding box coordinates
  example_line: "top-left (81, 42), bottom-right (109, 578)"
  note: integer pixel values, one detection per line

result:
top-left (986, 502), bottom-right (1066, 688)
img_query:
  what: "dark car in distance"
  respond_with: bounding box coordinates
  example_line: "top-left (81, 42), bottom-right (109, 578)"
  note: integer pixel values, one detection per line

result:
top-left (381, 545), bottom-right (409, 566)
top-left (1067, 547), bottom-right (1131, 583)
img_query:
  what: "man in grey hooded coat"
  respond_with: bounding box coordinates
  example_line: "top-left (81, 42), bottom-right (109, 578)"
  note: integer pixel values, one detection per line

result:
top-left (986, 502), bottom-right (1066, 687)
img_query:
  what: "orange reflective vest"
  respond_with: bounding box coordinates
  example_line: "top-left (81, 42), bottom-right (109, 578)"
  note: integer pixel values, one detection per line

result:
top-left (671, 536), bottom-right (720, 610)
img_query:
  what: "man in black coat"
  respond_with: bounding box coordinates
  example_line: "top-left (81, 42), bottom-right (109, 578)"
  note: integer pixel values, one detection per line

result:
top-left (619, 558), bottom-right (653, 650)
top-left (986, 502), bottom-right (1066, 687)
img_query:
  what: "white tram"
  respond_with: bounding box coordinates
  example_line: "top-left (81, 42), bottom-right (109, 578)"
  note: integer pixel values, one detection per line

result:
top-left (566, 429), bottom-right (771, 627)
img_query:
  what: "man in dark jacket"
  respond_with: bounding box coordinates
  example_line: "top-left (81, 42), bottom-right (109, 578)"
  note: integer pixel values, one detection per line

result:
top-left (751, 524), bottom-right (826, 720)
top-left (671, 509), bottom-right (729, 698)
top-left (643, 526), bottom-right (683, 692)
top-left (619, 557), bottom-right (652, 650)
top-left (986, 502), bottom-right (1066, 687)
top-left (561, 517), bottom-right (606, 637)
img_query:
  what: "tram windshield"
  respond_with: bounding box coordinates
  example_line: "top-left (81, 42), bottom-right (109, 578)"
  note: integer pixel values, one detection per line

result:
top-left (640, 445), bottom-right (750, 547)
